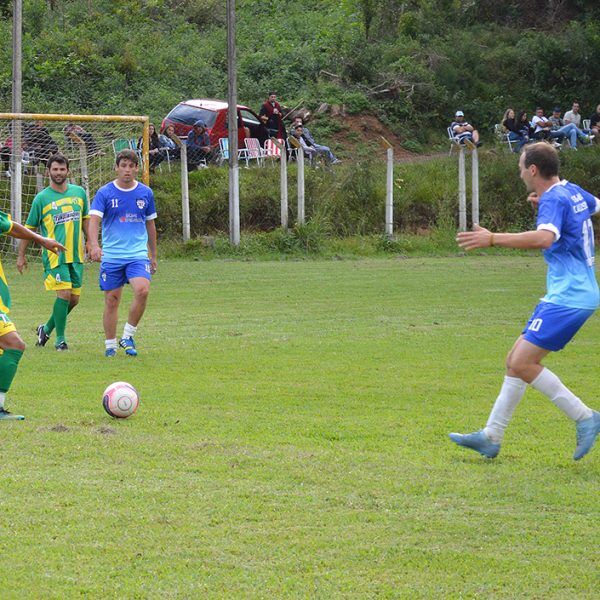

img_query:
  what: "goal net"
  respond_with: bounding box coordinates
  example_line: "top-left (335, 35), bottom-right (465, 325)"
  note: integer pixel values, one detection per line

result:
top-left (0, 112), bottom-right (149, 259)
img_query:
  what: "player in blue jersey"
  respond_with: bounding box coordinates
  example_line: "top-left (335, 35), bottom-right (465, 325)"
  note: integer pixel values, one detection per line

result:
top-left (88, 149), bottom-right (157, 357)
top-left (449, 142), bottom-right (600, 460)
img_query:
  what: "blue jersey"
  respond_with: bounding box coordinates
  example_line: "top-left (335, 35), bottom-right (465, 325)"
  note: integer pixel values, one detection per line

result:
top-left (536, 180), bottom-right (600, 309)
top-left (90, 181), bottom-right (157, 263)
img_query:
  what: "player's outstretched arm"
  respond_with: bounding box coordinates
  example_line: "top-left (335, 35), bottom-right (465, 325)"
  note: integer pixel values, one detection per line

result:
top-left (9, 222), bottom-right (66, 255)
top-left (87, 215), bottom-right (102, 262)
top-left (457, 224), bottom-right (554, 251)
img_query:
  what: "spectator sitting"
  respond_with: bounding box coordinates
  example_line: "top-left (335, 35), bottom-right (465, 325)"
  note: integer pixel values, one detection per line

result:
top-left (24, 121), bottom-right (58, 166)
top-left (185, 120), bottom-right (213, 169)
top-left (159, 124), bottom-right (181, 160)
top-left (563, 101), bottom-right (583, 128)
top-left (501, 108), bottom-right (528, 152)
top-left (289, 124), bottom-right (318, 162)
top-left (548, 107), bottom-right (593, 149)
top-left (589, 104), bottom-right (600, 138)
top-left (259, 92), bottom-right (285, 138)
top-left (450, 111), bottom-right (482, 148)
top-left (530, 107), bottom-right (553, 142)
top-left (137, 123), bottom-right (165, 173)
top-left (516, 111), bottom-right (533, 139)
top-left (291, 117), bottom-right (340, 164)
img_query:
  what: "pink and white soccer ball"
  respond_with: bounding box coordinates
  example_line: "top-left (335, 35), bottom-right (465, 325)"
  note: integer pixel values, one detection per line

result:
top-left (102, 382), bottom-right (139, 418)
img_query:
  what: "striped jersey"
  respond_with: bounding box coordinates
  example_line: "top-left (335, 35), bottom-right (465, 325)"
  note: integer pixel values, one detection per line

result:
top-left (25, 184), bottom-right (89, 269)
top-left (0, 211), bottom-right (13, 313)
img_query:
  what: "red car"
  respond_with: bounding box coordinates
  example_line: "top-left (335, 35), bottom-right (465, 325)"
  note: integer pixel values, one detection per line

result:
top-left (161, 99), bottom-right (269, 147)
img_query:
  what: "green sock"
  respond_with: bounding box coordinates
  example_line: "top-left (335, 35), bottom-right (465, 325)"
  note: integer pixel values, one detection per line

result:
top-left (0, 349), bottom-right (23, 394)
top-left (45, 301), bottom-right (75, 335)
top-left (52, 298), bottom-right (70, 344)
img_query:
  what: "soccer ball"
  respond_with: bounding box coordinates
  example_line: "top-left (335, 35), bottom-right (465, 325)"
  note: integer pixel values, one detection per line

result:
top-left (102, 381), bottom-right (140, 419)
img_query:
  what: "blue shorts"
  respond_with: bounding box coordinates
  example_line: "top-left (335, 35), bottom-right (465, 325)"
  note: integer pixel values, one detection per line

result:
top-left (99, 260), bottom-right (152, 291)
top-left (522, 302), bottom-right (594, 351)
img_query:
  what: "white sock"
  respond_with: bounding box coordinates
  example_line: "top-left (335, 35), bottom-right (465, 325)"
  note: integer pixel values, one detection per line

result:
top-left (105, 338), bottom-right (118, 350)
top-left (123, 323), bottom-right (137, 339)
top-left (0, 392), bottom-right (5, 409)
top-left (484, 376), bottom-right (527, 442)
top-left (530, 367), bottom-right (593, 422)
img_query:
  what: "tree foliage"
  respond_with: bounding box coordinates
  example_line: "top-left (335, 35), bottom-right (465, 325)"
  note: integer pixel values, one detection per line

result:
top-left (0, 0), bottom-right (598, 139)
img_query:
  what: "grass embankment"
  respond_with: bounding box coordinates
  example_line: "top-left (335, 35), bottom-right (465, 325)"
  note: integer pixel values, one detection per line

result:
top-left (0, 257), bottom-right (598, 597)
top-left (153, 145), bottom-right (600, 259)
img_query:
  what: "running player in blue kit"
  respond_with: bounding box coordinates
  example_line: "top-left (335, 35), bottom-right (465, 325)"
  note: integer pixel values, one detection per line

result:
top-left (88, 150), bottom-right (157, 357)
top-left (450, 142), bottom-right (600, 460)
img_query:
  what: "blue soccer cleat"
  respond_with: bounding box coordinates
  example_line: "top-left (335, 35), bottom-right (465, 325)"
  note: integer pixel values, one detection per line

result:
top-left (0, 408), bottom-right (24, 421)
top-left (449, 430), bottom-right (500, 458)
top-left (573, 411), bottom-right (600, 460)
top-left (105, 348), bottom-right (117, 357)
top-left (119, 336), bottom-right (137, 357)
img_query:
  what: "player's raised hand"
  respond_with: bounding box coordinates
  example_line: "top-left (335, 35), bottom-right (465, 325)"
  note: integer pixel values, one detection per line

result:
top-left (16, 255), bottom-right (27, 274)
top-left (39, 237), bottom-right (67, 255)
top-left (527, 192), bottom-right (539, 206)
top-left (456, 224), bottom-right (494, 250)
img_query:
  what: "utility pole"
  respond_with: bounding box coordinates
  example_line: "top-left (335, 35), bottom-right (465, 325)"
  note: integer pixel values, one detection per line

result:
top-left (11, 0), bottom-right (23, 226)
top-left (226, 0), bottom-right (240, 246)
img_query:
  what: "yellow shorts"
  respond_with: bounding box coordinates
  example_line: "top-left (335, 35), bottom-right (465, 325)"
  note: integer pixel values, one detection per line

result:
top-left (44, 262), bottom-right (84, 294)
top-left (0, 311), bottom-right (16, 337)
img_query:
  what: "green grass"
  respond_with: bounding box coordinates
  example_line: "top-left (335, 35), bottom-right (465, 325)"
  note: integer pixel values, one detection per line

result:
top-left (1, 256), bottom-right (598, 598)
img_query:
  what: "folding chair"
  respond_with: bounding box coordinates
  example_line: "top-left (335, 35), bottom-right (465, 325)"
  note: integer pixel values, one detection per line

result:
top-left (244, 138), bottom-right (265, 166)
top-left (218, 138), bottom-right (248, 166)
top-left (263, 138), bottom-right (283, 163)
top-left (494, 124), bottom-right (517, 153)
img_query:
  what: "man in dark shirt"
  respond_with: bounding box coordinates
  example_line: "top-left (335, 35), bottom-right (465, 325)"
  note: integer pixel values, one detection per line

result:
top-left (590, 104), bottom-right (600, 139)
top-left (259, 92), bottom-right (285, 138)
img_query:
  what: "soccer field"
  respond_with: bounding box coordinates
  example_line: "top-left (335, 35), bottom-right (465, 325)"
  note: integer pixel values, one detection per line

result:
top-left (1, 256), bottom-right (598, 598)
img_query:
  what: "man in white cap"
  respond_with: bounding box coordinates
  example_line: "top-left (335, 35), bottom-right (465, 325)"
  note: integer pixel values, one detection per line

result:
top-left (450, 111), bottom-right (481, 148)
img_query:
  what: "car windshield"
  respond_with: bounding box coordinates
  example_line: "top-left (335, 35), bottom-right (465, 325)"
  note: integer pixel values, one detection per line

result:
top-left (239, 109), bottom-right (261, 127)
top-left (166, 105), bottom-right (218, 128)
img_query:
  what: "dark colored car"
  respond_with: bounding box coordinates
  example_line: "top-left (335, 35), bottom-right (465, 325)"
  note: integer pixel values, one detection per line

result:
top-left (161, 99), bottom-right (268, 147)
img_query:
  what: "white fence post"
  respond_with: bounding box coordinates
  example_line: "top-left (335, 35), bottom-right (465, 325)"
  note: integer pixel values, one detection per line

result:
top-left (180, 144), bottom-right (190, 242)
top-left (297, 148), bottom-right (305, 225)
top-left (471, 148), bottom-right (479, 228)
top-left (278, 140), bottom-right (288, 229)
top-left (385, 146), bottom-right (394, 238)
top-left (458, 146), bottom-right (467, 232)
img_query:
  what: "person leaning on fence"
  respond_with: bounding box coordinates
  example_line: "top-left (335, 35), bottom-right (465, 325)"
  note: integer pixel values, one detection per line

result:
top-left (450, 111), bottom-right (482, 149)
top-left (502, 108), bottom-right (529, 152)
top-left (137, 123), bottom-right (165, 173)
top-left (290, 117), bottom-right (340, 164)
top-left (185, 120), bottom-right (213, 169)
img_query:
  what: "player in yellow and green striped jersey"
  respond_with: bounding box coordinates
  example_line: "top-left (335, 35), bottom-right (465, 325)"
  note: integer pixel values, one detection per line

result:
top-left (17, 153), bottom-right (89, 351)
top-left (0, 210), bottom-right (66, 419)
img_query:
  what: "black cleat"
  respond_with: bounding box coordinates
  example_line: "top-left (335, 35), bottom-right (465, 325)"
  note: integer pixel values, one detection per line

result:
top-left (36, 324), bottom-right (49, 347)
top-left (55, 341), bottom-right (69, 352)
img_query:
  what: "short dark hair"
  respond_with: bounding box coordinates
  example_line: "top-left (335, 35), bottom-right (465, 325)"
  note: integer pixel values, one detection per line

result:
top-left (47, 153), bottom-right (69, 170)
top-left (535, 106), bottom-right (544, 111)
top-left (523, 142), bottom-right (560, 178)
top-left (115, 149), bottom-right (139, 166)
